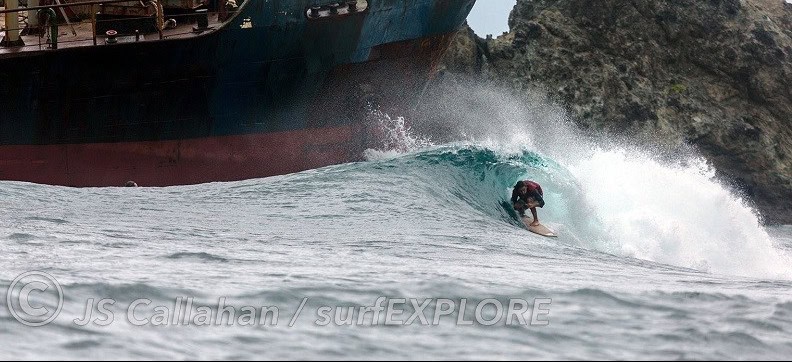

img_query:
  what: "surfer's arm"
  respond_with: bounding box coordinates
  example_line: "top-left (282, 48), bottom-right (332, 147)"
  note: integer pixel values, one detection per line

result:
top-left (511, 194), bottom-right (523, 210)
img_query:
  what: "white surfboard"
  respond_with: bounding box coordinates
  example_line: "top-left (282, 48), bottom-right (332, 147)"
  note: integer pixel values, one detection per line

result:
top-left (521, 216), bottom-right (558, 238)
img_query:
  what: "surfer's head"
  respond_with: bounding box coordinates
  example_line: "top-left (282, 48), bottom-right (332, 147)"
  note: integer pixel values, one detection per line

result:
top-left (125, 181), bottom-right (138, 187)
top-left (514, 181), bottom-right (527, 194)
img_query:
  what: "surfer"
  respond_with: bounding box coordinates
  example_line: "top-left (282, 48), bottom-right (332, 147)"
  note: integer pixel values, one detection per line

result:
top-left (511, 180), bottom-right (545, 226)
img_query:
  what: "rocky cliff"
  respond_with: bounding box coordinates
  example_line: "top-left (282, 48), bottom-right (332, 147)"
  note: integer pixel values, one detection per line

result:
top-left (437, 0), bottom-right (792, 224)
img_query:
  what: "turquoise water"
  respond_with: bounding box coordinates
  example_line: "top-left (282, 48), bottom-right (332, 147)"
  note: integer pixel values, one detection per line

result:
top-left (1, 136), bottom-right (792, 359)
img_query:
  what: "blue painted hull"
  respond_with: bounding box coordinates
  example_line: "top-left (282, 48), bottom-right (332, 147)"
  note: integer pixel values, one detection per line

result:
top-left (0, 0), bottom-right (473, 145)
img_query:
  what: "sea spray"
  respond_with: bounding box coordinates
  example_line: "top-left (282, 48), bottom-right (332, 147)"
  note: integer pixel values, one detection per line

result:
top-left (369, 81), bottom-right (792, 279)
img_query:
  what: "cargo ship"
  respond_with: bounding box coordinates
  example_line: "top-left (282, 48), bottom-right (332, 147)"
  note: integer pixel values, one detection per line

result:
top-left (0, 0), bottom-right (475, 186)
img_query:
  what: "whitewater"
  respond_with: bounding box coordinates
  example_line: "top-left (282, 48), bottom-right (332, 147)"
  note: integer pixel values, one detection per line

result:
top-left (2, 94), bottom-right (792, 359)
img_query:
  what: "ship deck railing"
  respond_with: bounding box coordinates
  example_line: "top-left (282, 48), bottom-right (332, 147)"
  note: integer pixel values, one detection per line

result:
top-left (0, 0), bottom-right (234, 55)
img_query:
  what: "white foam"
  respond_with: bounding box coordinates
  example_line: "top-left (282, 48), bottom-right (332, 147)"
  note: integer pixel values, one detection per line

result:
top-left (568, 149), bottom-right (792, 279)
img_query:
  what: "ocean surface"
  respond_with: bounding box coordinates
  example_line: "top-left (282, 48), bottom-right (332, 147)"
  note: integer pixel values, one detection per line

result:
top-left (2, 110), bottom-right (792, 360)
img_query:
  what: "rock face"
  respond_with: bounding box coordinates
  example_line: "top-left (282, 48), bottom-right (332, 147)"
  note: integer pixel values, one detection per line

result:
top-left (439, 0), bottom-right (792, 224)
